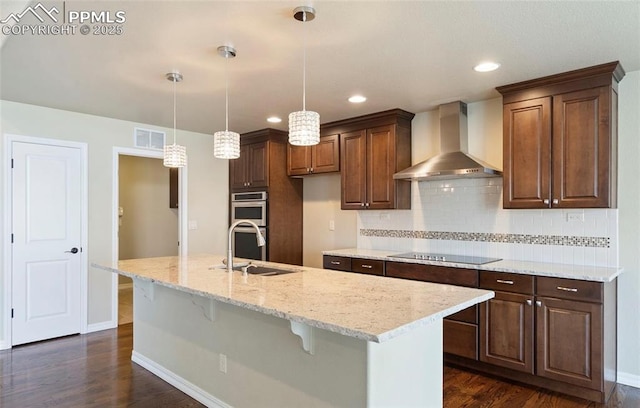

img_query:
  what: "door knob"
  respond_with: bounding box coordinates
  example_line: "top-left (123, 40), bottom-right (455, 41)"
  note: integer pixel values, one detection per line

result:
top-left (65, 247), bottom-right (79, 254)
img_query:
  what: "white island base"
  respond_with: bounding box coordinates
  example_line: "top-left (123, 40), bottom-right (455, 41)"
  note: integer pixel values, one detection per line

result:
top-left (132, 280), bottom-right (443, 408)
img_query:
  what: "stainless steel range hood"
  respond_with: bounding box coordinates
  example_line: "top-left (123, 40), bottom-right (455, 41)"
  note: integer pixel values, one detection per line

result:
top-left (393, 101), bottom-right (502, 181)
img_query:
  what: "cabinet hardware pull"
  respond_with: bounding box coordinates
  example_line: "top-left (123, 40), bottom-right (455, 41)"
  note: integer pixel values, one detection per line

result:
top-left (552, 198), bottom-right (559, 205)
top-left (361, 203), bottom-right (365, 207)
top-left (496, 279), bottom-right (514, 285)
top-left (365, 203), bottom-right (370, 208)
top-left (536, 301), bottom-right (542, 307)
top-left (310, 167), bottom-right (314, 173)
top-left (526, 299), bottom-right (532, 306)
top-left (330, 261), bottom-right (341, 265)
top-left (361, 264), bottom-right (373, 269)
top-left (556, 286), bottom-right (578, 292)
top-left (543, 198), bottom-right (550, 205)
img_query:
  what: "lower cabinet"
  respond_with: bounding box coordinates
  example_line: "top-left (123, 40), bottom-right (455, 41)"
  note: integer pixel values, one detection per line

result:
top-left (322, 254), bottom-right (616, 403)
top-left (478, 271), bottom-right (615, 403)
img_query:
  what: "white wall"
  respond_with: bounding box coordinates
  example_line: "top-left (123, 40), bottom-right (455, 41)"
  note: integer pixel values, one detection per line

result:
top-left (0, 100), bottom-right (230, 343)
top-left (302, 173), bottom-right (357, 268)
top-left (616, 70), bottom-right (640, 385)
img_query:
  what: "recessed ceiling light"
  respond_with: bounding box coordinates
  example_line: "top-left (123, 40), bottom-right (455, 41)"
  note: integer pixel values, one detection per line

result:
top-left (267, 116), bottom-right (282, 123)
top-left (348, 95), bottom-right (367, 103)
top-left (473, 62), bottom-right (501, 72)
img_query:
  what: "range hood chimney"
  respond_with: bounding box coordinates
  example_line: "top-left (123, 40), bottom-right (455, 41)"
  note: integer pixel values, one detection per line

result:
top-left (393, 101), bottom-right (502, 181)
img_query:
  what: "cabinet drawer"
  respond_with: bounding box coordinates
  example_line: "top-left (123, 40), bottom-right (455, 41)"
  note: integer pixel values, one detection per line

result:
top-left (351, 258), bottom-right (384, 276)
top-left (386, 262), bottom-right (478, 287)
top-left (447, 305), bottom-right (478, 324)
top-left (322, 255), bottom-right (352, 272)
top-left (536, 276), bottom-right (602, 303)
top-left (480, 271), bottom-right (534, 294)
top-left (443, 320), bottom-right (478, 360)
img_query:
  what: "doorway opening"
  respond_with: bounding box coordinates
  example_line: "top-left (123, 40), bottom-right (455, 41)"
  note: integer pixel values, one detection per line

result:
top-left (111, 148), bottom-right (187, 327)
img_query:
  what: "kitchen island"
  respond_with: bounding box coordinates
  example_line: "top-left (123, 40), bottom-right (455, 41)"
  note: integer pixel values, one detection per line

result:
top-left (94, 254), bottom-right (494, 407)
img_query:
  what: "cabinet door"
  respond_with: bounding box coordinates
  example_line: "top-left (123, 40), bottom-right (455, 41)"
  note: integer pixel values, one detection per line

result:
top-left (230, 145), bottom-right (249, 190)
top-left (536, 297), bottom-right (603, 390)
top-left (312, 134), bottom-right (340, 174)
top-left (552, 87), bottom-right (612, 208)
top-left (341, 130), bottom-right (367, 209)
top-left (367, 125), bottom-right (396, 209)
top-left (480, 291), bottom-right (534, 374)
top-left (247, 141), bottom-right (268, 188)
top-left (503, 98), bottom-right (552, 209)
top-left (287, 144), bottom-right (311, 176)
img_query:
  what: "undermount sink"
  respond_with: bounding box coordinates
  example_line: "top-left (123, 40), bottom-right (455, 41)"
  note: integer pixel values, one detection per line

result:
top-left (243, 266), bottom-right (299, 276)
top-left (209, 263), bottom-right (299, 276)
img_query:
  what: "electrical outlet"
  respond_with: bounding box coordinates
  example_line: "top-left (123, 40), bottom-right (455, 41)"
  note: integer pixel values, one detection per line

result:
top-left (188, 220), bottom-right (198, 230)
top-left (219, 354), bottom-right (227, 373)
top-left (329, 220), bottom-right (335, 231)
top-left (566, 212), bottom-right (584, 222)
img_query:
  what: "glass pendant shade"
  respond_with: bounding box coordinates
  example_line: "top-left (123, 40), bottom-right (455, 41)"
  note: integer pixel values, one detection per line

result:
top-left (214, 130), bottom-right (240, 159)
top-left (288, 110), bottom-right (320, 146)
top-left (164, 143), bottom-right (187, 167)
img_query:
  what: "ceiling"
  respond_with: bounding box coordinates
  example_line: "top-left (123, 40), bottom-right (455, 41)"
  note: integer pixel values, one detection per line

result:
top-left (1, 1), bottom-right (639, 135)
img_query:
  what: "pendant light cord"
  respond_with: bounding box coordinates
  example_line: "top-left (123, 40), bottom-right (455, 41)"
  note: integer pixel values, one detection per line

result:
top-left (302, 10), bottom-right (307, 111)
top-left (225, 55), bottom-right (229, 131)
top-left (172, 75), bottom-right (177, 145)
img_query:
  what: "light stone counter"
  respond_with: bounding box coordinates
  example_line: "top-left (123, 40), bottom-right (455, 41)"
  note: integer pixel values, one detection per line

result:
top-left (323, 248), bottom-right (622, 282)
top-left (93, 254), bottom-right (494, 343)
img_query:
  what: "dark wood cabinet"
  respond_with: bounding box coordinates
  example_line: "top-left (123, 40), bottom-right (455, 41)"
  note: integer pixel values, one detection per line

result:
top-left (287, 134), bottom-right (340, 176)
top-left (480, 291), bottom-right (534, 374)
top-left (475, 272), bottom-right (616, 403)
top-left (498, 61), bottom-right (624, 209)
top-left (231, 141), bottom-right (268, 190)
top-left (169, 167), bottom-right (179, 208)
top-left (229, 129), bottom-right (303, 265)
top-left (322, 255), bottom-right (384, 276)
top-left (318, 109), bottom-right (413, 210)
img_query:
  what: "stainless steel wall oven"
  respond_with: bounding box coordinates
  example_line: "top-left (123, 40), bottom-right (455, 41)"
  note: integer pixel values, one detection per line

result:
top-left (231, 192), bottom-right (268, 260)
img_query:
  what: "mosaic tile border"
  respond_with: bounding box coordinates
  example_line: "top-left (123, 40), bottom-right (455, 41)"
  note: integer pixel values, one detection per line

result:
top-left (359, 229), bottom-right (610, 248)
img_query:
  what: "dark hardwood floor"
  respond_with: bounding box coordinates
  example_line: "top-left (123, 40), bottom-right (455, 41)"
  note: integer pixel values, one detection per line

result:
top-left (1, 324), bottom-right (638, 407)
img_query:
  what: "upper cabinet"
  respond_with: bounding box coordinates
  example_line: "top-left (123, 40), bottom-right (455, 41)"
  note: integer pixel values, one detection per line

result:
top-left (230, 141), bottom-right (268, 190)
top-left (287, 134), bottom-right (340, 176)
top-left (320, 109), bottom-right (413, 210)
top-left (497, 61), bottom-right (625, 209)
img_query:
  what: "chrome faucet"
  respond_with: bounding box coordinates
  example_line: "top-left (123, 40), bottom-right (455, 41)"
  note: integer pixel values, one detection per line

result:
top-left (227, 219), bottom-right (266, 273)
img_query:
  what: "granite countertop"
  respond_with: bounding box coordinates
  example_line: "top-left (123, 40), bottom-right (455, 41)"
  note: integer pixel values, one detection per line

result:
top-left (322, 248), bottom-right (622, 282)
top-left (92, 254), bottom-right (493, 343)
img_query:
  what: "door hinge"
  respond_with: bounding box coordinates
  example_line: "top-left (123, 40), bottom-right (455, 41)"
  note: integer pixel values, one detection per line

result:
top-left (11, 308), bottom-right (14, 318)
top-left (11, 233), bottom-right (14, 243)
top-left (11, 158), bottom-right (14, 169)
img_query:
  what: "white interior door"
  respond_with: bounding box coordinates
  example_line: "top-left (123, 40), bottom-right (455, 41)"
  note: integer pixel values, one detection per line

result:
top-left (11, 141), bottom-right (83, 345)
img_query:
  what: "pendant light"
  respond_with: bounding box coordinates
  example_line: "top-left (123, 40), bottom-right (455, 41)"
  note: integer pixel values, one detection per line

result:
top-left (163, 71), bottom-right (187, 168)
top-left (288, 6), bottom-right (320, 146)
top-left (213, 45), bottom-right (240, 159)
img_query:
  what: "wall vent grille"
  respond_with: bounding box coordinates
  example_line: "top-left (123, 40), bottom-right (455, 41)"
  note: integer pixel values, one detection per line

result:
top-left (134, 128), bottom-right (165, 150)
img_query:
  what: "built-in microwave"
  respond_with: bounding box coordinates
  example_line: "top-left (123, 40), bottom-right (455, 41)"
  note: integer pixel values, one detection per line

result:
top-left (231, 192), bottom-right (267, 226)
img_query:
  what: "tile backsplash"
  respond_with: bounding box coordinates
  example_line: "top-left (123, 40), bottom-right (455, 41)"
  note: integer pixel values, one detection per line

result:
top-left (357, 178), bottom-right (618, 267)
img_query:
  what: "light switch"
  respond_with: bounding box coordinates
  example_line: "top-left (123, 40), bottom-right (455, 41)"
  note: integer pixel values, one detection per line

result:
top-left (188, 220), bottom-right (198, 230)
top-left (329, 220), bottom-right (335, 231)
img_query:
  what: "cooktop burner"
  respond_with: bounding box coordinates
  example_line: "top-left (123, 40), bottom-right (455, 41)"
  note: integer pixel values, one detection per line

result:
top-left (389, 252), bottom-right (502, 265)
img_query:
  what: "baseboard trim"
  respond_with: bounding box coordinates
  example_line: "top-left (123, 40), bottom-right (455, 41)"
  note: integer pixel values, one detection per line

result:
top-left (132, 350), bottom-right (231, 408)
top-left (0, 340), bottom-right (10, 350)
top-left (86, 320), bottom-right (117, 333)
top-left (119, 282), bottom-right (133, 290)
top-left (618, 371), bottom-right (640, 388)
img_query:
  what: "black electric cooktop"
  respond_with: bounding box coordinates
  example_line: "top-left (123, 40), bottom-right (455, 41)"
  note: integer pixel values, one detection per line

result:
top-left (389, 252), bottom-right (501, 265)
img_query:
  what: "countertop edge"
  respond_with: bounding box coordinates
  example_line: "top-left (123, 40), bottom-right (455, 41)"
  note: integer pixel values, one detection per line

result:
top-left (322, 249), bottom-right (623, 282)
top-left (93, 261), bottom-right (493, 343)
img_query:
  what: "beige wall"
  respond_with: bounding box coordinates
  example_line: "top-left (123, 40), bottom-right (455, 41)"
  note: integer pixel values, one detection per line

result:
top-left (118, 155), bottom-right (178, 260)
top-left (0, 100), bottom-right (230, 342)
top-left (302, 173), bottom-right (357, 268)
